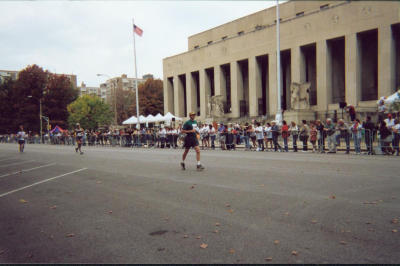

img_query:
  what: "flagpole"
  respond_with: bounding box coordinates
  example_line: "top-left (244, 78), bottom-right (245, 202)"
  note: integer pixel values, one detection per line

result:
top-left (133, 18), bottom-right (140, 129)
top-left (275, 0), bottom-right (282, 124)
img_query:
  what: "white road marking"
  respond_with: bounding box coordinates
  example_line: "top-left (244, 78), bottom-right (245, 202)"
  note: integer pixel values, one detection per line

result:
top-left (0, 160), bottom-right (35, 168)
top-left (0, 168), bottom-right (88, 198)
top-left (0, 163), bottom-right (56, 178)
top-left (0, 158), bottom-right (17, 162)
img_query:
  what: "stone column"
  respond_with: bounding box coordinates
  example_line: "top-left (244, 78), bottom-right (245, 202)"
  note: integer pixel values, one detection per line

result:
top-left (230, 61), bottom-right (242, 118)
top-left (316, 40), bottom-right (332, 111)
top-left (268, 53), bottom-right (278, 116)
top-left (186, 72), bottom-right (197, 116)
top-left (291, 46), bottom-right (305, 84)
top-left (199, 69), bottom-right (209, 119)
top-left (249, 56), bottom-right (261, 117)
top-left (378, 25), bottom-right (395, 97)
top-left (163, 78), bottom-right (174, 115)
top-left (174, 76), bottom-right (185, 117)
top-left (345, 33), bottom-right (361, 106)
top-left (214, 65), bottom-right (226, 102)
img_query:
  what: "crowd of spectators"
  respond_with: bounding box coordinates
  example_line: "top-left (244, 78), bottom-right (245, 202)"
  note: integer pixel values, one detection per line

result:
top-left (1, 114), bottom-right (399, 156)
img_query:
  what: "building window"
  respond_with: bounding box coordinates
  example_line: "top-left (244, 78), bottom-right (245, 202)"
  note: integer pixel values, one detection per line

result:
top-left (238, 31), bottom-right (244, 36)
top-left (222, 36), bottom-right (227, 40)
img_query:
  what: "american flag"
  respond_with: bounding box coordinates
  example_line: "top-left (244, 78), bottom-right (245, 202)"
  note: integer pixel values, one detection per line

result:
top-left (133, 24), bottom-right (143, 37)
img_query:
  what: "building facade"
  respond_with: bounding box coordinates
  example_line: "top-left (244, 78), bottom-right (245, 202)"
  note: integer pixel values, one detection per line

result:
top-left (78, 82), bottom-right (101, 98)
top-left (163, 1), bottom-right (400, 122)
top-left (0, 70), bottom-right (19, 83)
top-left (100, 74), bottom-right (147, 104)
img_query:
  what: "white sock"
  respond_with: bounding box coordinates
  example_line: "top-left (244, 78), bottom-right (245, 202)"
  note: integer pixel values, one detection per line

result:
top-left (197, 161), bottom-right (201, 165)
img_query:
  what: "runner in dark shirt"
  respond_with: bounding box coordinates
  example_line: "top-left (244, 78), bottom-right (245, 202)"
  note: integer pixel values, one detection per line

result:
top-left (74, 123), bottom-right (84, 155)
top-left (180, 112), bottom-right (204, 171)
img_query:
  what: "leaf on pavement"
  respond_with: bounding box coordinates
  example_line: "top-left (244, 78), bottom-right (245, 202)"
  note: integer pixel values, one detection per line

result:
top-left (213, 230), bottom-right (219, 234)
top-left (215, 222), bottom-right (221, 226)
top-left (229, 248), bottom-right (235, 254)
top-left (190, 185), bottom-right (195, 189)
top-left (108, 211), bottom-right (113, 214)
top-left (365, 221), bottom-right (372, 225)
top-left (291, 250), bottom-right (298, 256)
top-left (265, 257), bottom-right (272, 261)
top-left (183, 234), bottom-right (188, 238)
top-left (284, 212), bottom-right (290, 216)
top-left (274, 240), bottom-right (280, 245)
top-left (391, 218), bottom-right (399, 224)
top-left (225, 203), bottom-right (231, 207)
top-left (330, 195), bottom-right (336, 199)
top-left (227, 209), bottom-right (234, 213)
top-left (96, 181), bottom-right (102, 184)
top-left (392, 229), bottom-right (398, 233)
top-left (50, 205), bottom-right (57, 209)
top-left (19, 199), bottom-right (28, 203)
top-left (66, 233), bottom-right (75, 237)
top-left (200, 243), bottom-right (208, 249)
top-left (196, 236), bottom-right (202, 239)
top-left (311, 219), bottom-right (318, 224)
top-left (340, 241), bottom-right (347, 245)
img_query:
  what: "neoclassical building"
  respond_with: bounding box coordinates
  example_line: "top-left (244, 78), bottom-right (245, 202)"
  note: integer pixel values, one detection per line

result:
top-left (163, 1), bottom-right (400, 122)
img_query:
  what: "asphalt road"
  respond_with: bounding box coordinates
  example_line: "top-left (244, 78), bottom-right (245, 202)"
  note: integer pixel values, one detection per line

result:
top-left (0, 143), bottom-right (399, 263)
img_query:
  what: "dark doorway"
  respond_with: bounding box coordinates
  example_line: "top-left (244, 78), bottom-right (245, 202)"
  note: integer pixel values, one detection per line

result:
top-left (393, 24), bottom-right (400, 91)
top-left (205, 67), bottom-right (215, 97)
top-left (301, 43), bottom-right (317, 106)
top-left (256, 55), bottom-right (268, 115)
top-left (328, 37), bottom-right (345, 103)
top-left (280, 50), bottom-right (291, 110)
top-left (178, 74), bottom-right (187, 117)
top-left (221, 64), bottom-right (231, 113)
top-left (238, 59), bottom-right (249, 116)
top-left (358, 29), bottom-right (378, 101)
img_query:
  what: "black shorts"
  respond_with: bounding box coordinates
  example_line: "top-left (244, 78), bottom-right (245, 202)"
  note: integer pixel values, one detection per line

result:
top-left (18, 140), bottom-right (25, 145)
top-left (183, 137), bottom-right (199, 149)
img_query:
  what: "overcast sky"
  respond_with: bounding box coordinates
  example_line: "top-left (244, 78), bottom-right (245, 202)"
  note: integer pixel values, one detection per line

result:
top-left (0, 1), bottom-right (277, 87)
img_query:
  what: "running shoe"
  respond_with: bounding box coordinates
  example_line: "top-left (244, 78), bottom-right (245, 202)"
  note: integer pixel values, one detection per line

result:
top-left (180, 162), bottom-right (185, 170)
top-left (196, 164), bottom-right (205, 171)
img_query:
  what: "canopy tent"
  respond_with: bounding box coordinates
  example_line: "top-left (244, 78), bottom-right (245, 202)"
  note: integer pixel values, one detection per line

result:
top-left (163, 112), bottom-right (183, 121)
top-left (50, 125), bottom-right (65, 134)
top-left (121, 113), bottom-right (182, 125)
top-left (122, 116), bottom-right (137, 125)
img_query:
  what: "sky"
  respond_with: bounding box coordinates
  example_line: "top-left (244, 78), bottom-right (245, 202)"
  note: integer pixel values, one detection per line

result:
top-left (0, 1), bottom-right (277, 87)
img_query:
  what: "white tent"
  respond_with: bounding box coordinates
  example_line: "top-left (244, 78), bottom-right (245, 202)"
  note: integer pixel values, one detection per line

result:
top-left (122, 113), bottom-right (182, 125)
top-left (164, 112), bottom-right (182, 121)
top-left (122, 116), bottom-right (137, 125)
top-left (154, 113), bottom-right (164, 122)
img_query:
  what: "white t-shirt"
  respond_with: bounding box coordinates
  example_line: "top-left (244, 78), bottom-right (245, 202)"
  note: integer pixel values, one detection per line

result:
top-left (393, 124), bottom-right (400, 133)
top-left (17, 131), bottom-right (26, 140)
top-left (209, 127), bottom-right (216, 136)
top-left (264, 126), bottom-right (272, 139)
top-left (159, 128), bottom-right (166, 138)
top-left (385, 118), bottom-right (395, 129)
top-left (255, 126), bottom-right (264, 140)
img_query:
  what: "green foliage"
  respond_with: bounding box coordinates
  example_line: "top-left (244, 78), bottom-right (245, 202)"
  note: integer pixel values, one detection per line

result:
top-left (67, 95), bottom-right (113, 130)
top-left (0, 65), bottom-right (79, 133)
top-left (129, 78), bottom-right (164, 117)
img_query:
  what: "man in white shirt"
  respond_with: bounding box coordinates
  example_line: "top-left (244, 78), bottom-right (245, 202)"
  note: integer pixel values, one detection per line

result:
top-left (393, 119), bottom-right (400, 156)
top-left (255, 122), bottom-right (264, 151)
top-left (17, 125), bottom-right (27, 153)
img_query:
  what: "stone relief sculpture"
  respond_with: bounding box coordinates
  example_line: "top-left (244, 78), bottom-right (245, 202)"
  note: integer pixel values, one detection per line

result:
top-left (290, 82), bottom-right (311, 110)
top-left (209, 95), bottom-right (225, 118)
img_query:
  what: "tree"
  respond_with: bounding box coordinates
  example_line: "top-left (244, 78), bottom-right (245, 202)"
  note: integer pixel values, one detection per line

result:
top-left (43, 74), bottom-right (79, 128)
top-left (0, 78), bottom-right (18, 133)
top-left (67, 95), bottom-right (113, 130)
top-left (13, 65), bottom-right (49, 134)
top-left (116, 88), bottom-right (136, 125)
top-left (129, 78), bottom-right (164, 117)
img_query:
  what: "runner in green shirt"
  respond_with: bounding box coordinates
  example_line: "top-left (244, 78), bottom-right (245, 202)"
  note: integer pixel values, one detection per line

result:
top-left (180, 112), bottom-right (205, 171)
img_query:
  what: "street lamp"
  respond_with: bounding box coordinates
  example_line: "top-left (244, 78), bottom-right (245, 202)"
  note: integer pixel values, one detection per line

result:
top-left (97, 73), bottom-right (117, 125)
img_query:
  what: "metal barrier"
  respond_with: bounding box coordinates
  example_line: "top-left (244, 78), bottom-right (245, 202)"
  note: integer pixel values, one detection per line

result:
top-left (1, 127), bottom-right (399, 156)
